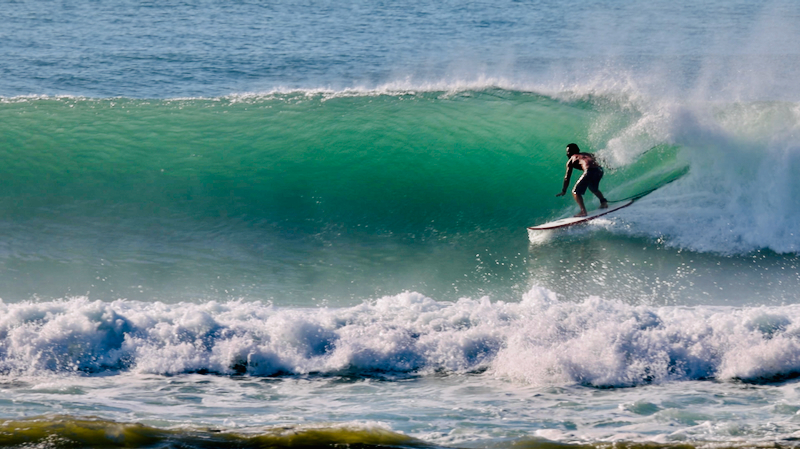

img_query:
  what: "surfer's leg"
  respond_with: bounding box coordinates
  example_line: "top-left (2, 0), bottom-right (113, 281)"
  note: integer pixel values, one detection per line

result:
top-left (572, 172), bottom-right (589, 216)
top-left (588, 169), bottom-right (607, 208)
top-left (594, 190), bottom-right (608, 208)
top-left (572, 193), bottom-right (587, 217)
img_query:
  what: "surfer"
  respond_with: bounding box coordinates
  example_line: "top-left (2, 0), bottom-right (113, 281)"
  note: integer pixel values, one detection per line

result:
top-left (556, 143), bottom-right (608, 217)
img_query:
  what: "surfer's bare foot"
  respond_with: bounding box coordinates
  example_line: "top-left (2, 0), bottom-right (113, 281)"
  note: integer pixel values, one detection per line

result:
top-left (574, 211), bottom-right (587, 217)
top-left (600, 201), bottom-right (608, 209)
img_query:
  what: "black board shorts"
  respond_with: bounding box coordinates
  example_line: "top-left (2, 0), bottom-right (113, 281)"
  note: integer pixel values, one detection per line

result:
top-left (572, 167), bottom-right (603, 196)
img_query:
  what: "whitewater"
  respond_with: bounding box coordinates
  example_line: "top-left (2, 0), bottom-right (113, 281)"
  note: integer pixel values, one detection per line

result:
top-left (3, 0), bottom-right (800, 448)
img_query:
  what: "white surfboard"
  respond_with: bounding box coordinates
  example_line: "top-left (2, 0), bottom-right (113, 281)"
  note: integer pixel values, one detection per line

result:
top-left (527, 200), bottom-right (634, 231)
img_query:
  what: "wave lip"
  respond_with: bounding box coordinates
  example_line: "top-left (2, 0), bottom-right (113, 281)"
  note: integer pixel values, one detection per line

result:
top-left (4, 290), bottom-right (800, 386)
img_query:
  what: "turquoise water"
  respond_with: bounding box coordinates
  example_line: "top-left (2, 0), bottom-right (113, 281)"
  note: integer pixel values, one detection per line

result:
top-left (3, 1), bottom-right (800, 448)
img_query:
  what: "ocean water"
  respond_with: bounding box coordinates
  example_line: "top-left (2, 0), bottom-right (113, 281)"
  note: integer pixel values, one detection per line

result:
top-left (3, 1), bottom-right (800, 448)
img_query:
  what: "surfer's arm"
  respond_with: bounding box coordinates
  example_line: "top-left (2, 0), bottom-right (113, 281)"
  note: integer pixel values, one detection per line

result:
top-left (556, 166), bottom-right (572, 197)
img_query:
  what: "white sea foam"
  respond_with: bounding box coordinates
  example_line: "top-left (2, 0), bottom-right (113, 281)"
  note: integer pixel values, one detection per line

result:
top-left (3, 289), bottom-right (800, 386)
top-left (581, 91), bottom-right (800, 255)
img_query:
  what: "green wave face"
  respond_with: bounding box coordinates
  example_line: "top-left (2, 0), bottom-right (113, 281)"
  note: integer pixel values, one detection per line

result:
top-left (0, 90), bottom-right (694, 303)
top-left (1, 91), bottom-right (670, 233)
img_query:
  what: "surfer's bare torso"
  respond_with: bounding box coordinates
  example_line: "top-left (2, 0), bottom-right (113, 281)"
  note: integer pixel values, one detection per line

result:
top-left (567, 153), bottom-right (600, 172)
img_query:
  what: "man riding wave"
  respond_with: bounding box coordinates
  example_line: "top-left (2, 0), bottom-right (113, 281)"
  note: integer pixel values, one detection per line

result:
top-left (556, 143), bottom-right (608, 217)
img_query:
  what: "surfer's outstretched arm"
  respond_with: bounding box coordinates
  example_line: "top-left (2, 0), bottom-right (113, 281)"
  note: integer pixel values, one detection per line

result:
top-left (556, 166), bottom-right (572, 197)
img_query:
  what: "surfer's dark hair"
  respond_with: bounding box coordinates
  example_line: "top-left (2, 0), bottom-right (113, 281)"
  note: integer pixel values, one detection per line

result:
top-left (566, 143), bottom-right (580, 155)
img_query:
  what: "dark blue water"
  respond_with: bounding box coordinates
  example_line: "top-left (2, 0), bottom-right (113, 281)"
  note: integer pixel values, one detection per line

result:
top-left (3, 1), bottom-right (797, 98)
